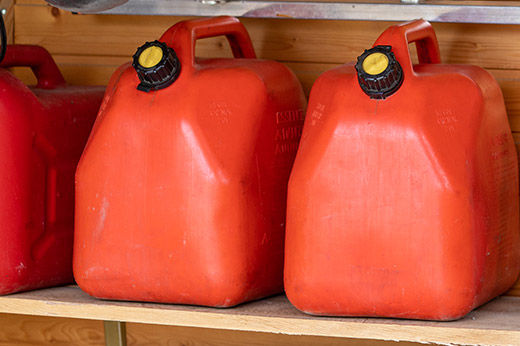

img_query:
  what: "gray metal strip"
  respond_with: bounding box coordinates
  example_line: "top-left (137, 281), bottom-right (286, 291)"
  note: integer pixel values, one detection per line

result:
top-left (97, 0), bottom-right (520, 25)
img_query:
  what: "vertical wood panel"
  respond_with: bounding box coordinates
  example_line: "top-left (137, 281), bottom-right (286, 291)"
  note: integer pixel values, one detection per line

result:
top-left (0, 313), bottom-right (422, 346)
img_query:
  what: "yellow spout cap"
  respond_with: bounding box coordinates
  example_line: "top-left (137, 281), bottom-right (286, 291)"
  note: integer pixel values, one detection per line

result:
top-left (138, 46), bottom-right (164, 68)
top-left (362, 52), bottom-right (389, 75)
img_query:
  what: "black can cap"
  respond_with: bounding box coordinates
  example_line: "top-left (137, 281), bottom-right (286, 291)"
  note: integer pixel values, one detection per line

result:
top-left (132, 40), bottom-right (181, 92)
top-left (355, 45), bottom-right (403, 100)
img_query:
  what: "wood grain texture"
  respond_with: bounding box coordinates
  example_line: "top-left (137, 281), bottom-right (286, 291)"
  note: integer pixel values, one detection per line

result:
top-left (125, 323), bottom-right (420, 346)
top-left (12, 2), bottom-right (520, 128)
top-left (0, 313), bottom-right (422, 346)
top-left (2, 0), bottom-right (14, 44)
top-left (15, 0), bottom-right (43, 4)
top-left (0, 313), bottom-right (104, 346)
top-left (13, 4), bottom-right (520, 69)
top-left (0, 286), bottom-right (519, 345)
top-left (493, 70), bottom-right (520, 131)
top-left (13, 0), bottom-right (520, 131)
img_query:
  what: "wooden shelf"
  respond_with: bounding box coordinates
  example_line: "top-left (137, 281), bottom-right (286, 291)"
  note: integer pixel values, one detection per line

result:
top-left (0, 286), bottom-right (519, 345)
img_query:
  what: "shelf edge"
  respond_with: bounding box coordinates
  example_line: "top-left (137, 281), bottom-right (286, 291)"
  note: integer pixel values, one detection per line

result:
top-left (1, 294), bottom-right (519, 345)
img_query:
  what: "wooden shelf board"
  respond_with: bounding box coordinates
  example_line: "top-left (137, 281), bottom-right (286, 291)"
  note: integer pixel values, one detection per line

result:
top-left (0, 286), bottom-right (519, 345)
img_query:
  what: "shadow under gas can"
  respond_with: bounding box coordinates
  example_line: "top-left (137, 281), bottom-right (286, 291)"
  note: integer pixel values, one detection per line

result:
top-left (74, 16), bottom-right (306, 307)
top-left (0, 45), bottom-right (104, 295)
top-left (285, 20), bottom-right (520, 320)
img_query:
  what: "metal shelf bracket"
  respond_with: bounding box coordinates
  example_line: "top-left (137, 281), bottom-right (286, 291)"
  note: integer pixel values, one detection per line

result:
top-left (104, 321), bottom-right (127, 346)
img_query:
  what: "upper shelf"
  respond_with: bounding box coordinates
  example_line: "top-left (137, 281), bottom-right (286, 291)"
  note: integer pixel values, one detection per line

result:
top-left (0, 285), bottom-right (519, 345)
top-left (94, 0), bottom-right (520, 25)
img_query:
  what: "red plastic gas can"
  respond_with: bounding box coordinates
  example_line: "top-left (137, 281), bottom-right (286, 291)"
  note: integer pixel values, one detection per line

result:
top-left (74, 16), bottom-right (306, 307)
top-left (0, 45), bottom-right (104, 295)
top-left (285, 20), bottom-right (520, 320)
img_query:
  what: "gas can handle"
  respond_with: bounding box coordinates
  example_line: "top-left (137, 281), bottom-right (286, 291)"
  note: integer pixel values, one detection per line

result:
top-left (0, 45), bottom-right (66, 89)
top-left (374, 19), bottom-right (441, 74)
top-left (160, 16), bottom-right (256, 70)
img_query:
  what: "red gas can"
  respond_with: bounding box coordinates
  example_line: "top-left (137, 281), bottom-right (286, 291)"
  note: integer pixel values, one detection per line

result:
top-left (0, 45), bottom-right (104, 295)
top-left (74, 16), bottom-right (306, 307)
top-left (285, 20), bottom-right (520, 320)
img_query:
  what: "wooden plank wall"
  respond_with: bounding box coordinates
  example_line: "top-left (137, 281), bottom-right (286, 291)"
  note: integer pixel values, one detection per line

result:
top-left (4, 0), bottom-right (520, 344)
top-left (1, 0), bottom-right (14, 43)
top-left (0, 313), bottom-right (420, 345)
top-left (11, 0), bottom-right (520, 128)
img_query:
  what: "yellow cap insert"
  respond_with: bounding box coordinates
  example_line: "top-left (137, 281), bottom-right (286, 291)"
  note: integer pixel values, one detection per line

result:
top-left (138, 46), bottom-right (163, 69)
top-left (362, 52), bottom-right (389, 75)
